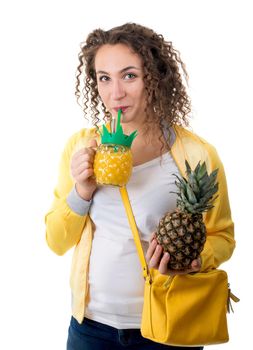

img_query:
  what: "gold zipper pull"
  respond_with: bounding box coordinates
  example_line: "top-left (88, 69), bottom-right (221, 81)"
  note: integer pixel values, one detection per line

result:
top-left (227, 286), bottom-right (240, 313)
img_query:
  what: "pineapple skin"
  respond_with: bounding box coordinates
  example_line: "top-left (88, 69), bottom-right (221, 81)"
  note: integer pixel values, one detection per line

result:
top-left (156, 209), bottom-right (206, 270)
top-left (94, 144), bottom-right (133, 187)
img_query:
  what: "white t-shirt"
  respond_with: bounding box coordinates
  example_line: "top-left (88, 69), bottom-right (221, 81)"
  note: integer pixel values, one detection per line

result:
top-left (85, 152), bottom-right (180, 329)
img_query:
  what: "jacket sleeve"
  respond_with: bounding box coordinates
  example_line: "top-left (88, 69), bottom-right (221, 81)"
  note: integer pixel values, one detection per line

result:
top-left (45, 132), bottom-right (89, 256)
top-left (200, 145), bottom-right (235, 271)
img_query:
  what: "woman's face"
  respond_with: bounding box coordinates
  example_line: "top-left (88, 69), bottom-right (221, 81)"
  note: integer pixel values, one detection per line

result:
top-left (94, 43), bottom-right (147, 128)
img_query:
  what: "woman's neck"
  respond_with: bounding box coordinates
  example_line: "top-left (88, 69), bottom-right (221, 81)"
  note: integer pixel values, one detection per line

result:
top-left (123, 122), bottom-right (161, 140)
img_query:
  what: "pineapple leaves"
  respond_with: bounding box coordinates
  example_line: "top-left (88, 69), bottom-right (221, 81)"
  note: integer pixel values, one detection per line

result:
top-left (188, 173), bottom-right (199, 197)
top-left (186, 186), bottom-right (197, 204)
top-left (172, 160), bottom-right (219, 214)
top-left (198, 161), bottom-right (207, 179)
top-left (185, 160), bottom-right (192, 176)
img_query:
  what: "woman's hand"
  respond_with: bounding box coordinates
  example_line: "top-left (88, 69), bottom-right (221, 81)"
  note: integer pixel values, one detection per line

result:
top-left (70, 139), bottom-right (98, 201)
top-left (146, 232), bottom-right (201, 276)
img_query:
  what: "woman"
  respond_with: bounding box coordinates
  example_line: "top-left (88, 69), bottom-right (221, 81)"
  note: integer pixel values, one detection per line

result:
top-left (45, 23), bottom-right (235, 350)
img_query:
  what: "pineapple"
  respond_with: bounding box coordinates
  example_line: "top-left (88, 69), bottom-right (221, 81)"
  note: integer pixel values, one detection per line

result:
top-left (94, 110), bottom-right (137, 186)
top-left (156, 160), bottom-right (219, 270)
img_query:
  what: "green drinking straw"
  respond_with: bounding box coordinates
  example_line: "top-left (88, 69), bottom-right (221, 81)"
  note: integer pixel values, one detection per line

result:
top-left (116, 109), bottom-right (122, 132)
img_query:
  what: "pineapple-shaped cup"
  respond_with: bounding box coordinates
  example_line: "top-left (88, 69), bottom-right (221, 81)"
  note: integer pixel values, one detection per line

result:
top-left (94, 110), bottom-right (137, 187)
top-left (156, 160), bottom-right (219, 270)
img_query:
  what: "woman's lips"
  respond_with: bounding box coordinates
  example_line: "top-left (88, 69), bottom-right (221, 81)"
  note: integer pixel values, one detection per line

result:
top-left (114, 106), bottom-right (128, 113)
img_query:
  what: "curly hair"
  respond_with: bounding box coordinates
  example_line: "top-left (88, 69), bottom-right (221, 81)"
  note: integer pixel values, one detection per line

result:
top-left (75, 23), bottom-right (191, 136)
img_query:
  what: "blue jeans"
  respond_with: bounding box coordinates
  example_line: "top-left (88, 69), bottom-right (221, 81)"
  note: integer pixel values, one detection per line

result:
top-left (67, 316), bottom-right (204, 350)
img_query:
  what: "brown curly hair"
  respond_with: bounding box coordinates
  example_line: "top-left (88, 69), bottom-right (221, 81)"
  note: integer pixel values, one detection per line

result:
top-left (75, 22), bottom-right (191, 136)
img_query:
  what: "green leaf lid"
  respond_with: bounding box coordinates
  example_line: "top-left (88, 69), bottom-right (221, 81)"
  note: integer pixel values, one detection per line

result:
top-left (98, 109), bottom-right (137, 148)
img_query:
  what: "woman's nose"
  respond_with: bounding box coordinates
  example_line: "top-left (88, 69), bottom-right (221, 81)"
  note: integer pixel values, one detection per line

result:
top-left (111, 80), bottom-right (126, 100)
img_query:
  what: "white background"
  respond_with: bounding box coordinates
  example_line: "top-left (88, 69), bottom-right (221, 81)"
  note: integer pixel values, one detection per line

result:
top-left (0, 0), bottom-right (252, 349)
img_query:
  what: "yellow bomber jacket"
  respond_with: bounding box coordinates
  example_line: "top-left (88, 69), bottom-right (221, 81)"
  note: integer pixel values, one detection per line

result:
top-left (45, 125), bottom-right (235, 324)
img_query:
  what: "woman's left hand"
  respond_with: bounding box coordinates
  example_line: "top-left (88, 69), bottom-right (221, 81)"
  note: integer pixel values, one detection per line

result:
top-left (146, 232), bottom-right (202, 276)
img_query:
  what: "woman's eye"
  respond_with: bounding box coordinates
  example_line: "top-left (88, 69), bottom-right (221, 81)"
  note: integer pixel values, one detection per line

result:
top-left (99, 75), bottom-right (110, 82)
top-left (124, 73), bottom-right (136, 80)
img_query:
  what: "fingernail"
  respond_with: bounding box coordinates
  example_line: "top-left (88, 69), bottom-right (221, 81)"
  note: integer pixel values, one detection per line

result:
top-left (149, 260), bottom-right (154, 268)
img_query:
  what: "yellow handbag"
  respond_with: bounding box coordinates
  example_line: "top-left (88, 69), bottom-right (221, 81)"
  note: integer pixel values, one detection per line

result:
top-left (120, 187), bottom-right (239, 347)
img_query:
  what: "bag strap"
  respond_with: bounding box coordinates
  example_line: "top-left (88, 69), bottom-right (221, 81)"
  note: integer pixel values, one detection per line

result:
top-left (119, 186), bottom-right (150, 280)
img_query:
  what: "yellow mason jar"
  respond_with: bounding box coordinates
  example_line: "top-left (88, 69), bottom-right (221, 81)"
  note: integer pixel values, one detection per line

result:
top-left (94, 143), bottom-right (133, 187)
top-left (94, 109), bottom-right (137, 187)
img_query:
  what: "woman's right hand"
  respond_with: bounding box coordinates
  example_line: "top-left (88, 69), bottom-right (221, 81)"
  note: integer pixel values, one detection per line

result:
top-left (70, 139), bottom-right (98, 201)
